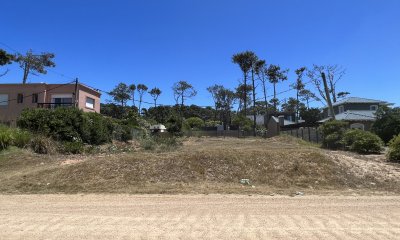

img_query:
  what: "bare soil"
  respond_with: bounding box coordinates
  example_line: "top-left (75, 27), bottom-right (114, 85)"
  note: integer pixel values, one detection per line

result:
top-left (0, 194), bottom-right (399, 239)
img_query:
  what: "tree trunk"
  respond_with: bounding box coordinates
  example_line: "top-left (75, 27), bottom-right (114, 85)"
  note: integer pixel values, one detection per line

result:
top-left (243, 72), bottom-right (247, 116)
top-left (273, 83), bottom-right (277, 110)
top-left (263, 81), bottom-right (268, 113)
top-left (251, 69), bottom-right (256, 136)
top-left (322, 72), bottom-right (335, 120)
top-left (22, 62), bottom-right (29, 84)
top-left (132, 92), bottom-right (135, 107)
top-left (296, 91), bottom-right (299, 123)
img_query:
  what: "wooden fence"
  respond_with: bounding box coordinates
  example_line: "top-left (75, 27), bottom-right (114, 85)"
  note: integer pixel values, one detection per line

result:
top-left (281, 127), bottom-right (321, 143)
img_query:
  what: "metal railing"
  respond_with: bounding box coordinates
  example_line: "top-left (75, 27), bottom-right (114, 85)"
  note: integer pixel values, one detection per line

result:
top-left (37, 103), bottom-right (74, 109)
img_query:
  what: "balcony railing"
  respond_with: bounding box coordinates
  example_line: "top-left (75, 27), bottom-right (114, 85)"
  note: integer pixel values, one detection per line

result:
top-left (37, 103), bottom-right (75, 109)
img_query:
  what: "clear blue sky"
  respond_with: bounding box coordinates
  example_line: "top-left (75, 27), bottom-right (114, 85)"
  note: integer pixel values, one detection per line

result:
top-left (1, 0), bottom-right (399, 108)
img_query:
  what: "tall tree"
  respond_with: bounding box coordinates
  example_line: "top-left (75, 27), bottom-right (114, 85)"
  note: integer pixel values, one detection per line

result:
top-left (172, 81), bottom-right (197, 119)
top-left (291, 67), bottom-right (306, 122)
top-left (149, 87), bottom-right (162, 107)
top-left (232, 51), bottom-right (257, 117)
top-left (255, 60), bottom-right (268, 114)
top-left (15, 49), bottom-right (56, 84)
top-left (129, 84), bottom-right (136, 107)
top-left (137, 84), bottom-right (148, 114)
top-left (207, 84), bottom-right (224, 121)
top-left (109, 83), bottom-right (131, 107)
top-left (235, 84), bottom-right (252, 113)
top-left (299, 89), bottom-right (319, 109)
top-left (307, 64), bottom-right (345, 103)
top-left (0, 49), bottom-right (14, 77)
top-left (266, 64), bottom-right (288, 111)
top-left (215, 87), bottom-right (237, 129)
top-left (249, 55), bottom-right (261, 136)
top-left (281, 97), bottom-right (305, 114)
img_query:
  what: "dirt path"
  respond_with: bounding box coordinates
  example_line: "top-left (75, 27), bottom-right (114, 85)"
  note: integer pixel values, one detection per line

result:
top-left (0, 194), bottom-right (399, 239)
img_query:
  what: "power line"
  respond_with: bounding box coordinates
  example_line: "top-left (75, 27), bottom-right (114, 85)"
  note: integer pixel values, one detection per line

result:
top-left (0, 80), bottom-right (76, 105)
top-left (0, 41), bottom-right (76, 82)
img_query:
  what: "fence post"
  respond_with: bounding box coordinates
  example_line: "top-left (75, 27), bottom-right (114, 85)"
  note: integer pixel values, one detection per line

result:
top-left (316, 129), bottom-right (319, 143)
top-left (308, 127), bottom-right (311, 142)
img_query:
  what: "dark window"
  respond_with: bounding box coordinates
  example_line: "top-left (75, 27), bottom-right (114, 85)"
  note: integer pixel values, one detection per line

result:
top-left (32, 94), bottom-right (38, 103)
top-left (17, 93), bottom-right (23, 103)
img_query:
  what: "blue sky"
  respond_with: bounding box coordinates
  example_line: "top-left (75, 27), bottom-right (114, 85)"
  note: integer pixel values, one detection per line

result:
top-left (1, 0), bottom-right (400, 108)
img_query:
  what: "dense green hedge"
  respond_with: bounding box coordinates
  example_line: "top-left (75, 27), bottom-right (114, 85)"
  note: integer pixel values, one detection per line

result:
top-left (388, 134), bottom-right (400, 162)
top-left (318, 120), bottom-right (348, 149)
top-left (17, 108), bottom-right (132, 145)
top-left (342, 129), bottom-right (383, 154)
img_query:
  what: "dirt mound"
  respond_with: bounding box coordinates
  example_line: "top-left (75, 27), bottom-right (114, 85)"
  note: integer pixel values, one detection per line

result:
top-left (1, 137), bottom-right (399, 194)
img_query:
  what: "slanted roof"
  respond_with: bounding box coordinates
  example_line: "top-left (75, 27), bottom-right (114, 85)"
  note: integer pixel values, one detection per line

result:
top-left (331, 97), bottom-right (387, 107)
top-left (271, 116), bottom-right (298, 126)
top-left (319, 110), bottom-right (376, 123)
top-left (150, 124), bottom-right (167, 130)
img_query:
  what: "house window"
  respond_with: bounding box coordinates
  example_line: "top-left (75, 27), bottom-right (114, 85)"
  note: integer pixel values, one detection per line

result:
top-left (85, 97), bottom-right (95, 109)
top-left (370, 105), bottom-right (378, 111)
top-left (32, 94), bottom-right (38, 103)
top-left (338, 105), bottom-right (344, 113)
top-left (51, 94), bottom-right (73, 108)
top-left (17, 93), bottom-right (24, 103)
top-left (0, 94), bottom-right (8, 106)
top-left (350, 123), bottom-right (365, 131)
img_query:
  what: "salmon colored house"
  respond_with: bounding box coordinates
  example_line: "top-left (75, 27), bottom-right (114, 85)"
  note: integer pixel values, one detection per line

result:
top-left (0, 82), bottom-right (101, 126)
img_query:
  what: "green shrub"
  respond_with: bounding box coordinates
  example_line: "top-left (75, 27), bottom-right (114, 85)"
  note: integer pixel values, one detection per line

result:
top-left (388, 134), bottom-right (400, 162)
top-left (0, 125), bottom-right (13, 151)
top-left (318, 120), bottom-right (348, 149)
top-left (60, 141), bottom-right (84, 154)
top-left (342, 129), bottom-right (383, 154)
top-left (18, 108), bottom-right (114, 145)
top-left (112, 122), bottom-right (133, 142)
top-left (166, 115), bottom-right (183, 136)
top-left (231, 115), bottom-right (252, 132)
top-left (30, 136), bottom-right (57, 154)
top-left (11, 129), bottom-right (31, 148)
top-left (185, 117), bottom-right (204, 129)
top-left (81, 113), bottom-right (114, 145)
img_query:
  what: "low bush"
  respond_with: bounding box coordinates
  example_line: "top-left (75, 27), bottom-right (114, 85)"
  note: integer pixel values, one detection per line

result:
top-left (318, 120), bottom-right (348, 149)
top-left (185, 117), bottom-right (204, 129)
top-left (0, 125), bottom-right (12, 151)
top-left (388, 134), bottom-right (400, 162)
top-left (342, 129), bottom-right (383, 154)
top-left (11, 129), bottom-right (31, 148)
top-left (30, 136), bottom-right (57, 154)
top-left (112, 122), bottom-right (133, 142)
top-left (140, 135), bottom-right (181, 151)
top-left (59, 141), bottom-right (84, 154)
top-left (18, 108), bottom-right (115, 145)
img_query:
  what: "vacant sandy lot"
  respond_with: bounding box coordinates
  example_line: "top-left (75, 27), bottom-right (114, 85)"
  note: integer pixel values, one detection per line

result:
top-left (0, 194), bottom-right (399, 239)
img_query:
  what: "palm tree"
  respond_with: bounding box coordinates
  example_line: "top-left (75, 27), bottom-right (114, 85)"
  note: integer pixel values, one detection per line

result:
top-left (149, 87), bottom-right (162, 107)
top-left (137, 84), bottom-right (148, 114)
top-left (232, 51), bottom-right (257, 117)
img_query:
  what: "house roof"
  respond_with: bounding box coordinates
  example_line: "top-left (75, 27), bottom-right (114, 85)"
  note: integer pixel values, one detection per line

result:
top-left (330, 97), bottom-right (388, 107)
top-left (319, 110), bottom-right (376, 123)
top-left (150, 124), bottom-right (167, 130)
top-left (271, 116), bottom-right (299, 126)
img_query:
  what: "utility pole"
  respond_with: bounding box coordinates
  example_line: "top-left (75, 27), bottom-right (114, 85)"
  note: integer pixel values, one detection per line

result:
top-left (74, 78), bottom-right (79, 108)
top-left (322, 72), bottom-right (335, 120)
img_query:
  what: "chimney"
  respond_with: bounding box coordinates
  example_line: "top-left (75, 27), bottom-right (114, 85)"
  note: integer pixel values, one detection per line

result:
top-left (278, 115), bottom-right (285, 127)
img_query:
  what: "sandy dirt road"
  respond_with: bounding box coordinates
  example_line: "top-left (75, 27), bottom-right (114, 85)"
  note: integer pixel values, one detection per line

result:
top-left (0, 194), bottom-right (399, 240)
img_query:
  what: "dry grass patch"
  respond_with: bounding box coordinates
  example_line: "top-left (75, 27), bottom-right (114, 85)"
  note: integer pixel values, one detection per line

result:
top-left (0, 136), bottom-right (399, 194)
